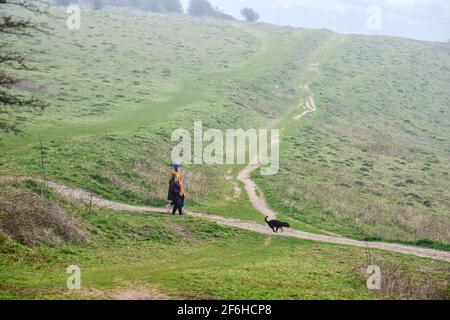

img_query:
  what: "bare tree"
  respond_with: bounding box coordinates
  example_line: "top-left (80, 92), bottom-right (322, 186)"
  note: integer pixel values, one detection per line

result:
top-left (0, 0), bottom-right (49, 134)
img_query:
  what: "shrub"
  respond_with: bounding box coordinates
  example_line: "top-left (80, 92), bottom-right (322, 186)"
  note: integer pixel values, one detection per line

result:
top-left (240, 7), bottom-right (260, 22)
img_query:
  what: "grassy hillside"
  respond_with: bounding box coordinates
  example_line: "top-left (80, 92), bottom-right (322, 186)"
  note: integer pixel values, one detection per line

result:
top-left (1, 7), bottom-right (333, 220)
top-left (255, 35), bottom-right (450, 245)
top-left (0, 6), bottom-right (449, 299)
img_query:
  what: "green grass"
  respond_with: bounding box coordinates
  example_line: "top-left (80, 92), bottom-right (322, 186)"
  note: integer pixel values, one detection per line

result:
top-left (1, 6), bottom-right (449, 299)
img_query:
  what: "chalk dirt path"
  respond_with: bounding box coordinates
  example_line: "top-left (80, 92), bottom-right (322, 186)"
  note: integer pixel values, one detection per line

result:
top-left (44, 180), bottom-right (450, 262)
top-left (237, 81), bottom-right (317, 222)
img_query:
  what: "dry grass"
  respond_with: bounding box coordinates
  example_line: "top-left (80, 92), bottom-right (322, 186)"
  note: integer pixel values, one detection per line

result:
top-left (360, 261), bottom-right (450, 300)
top-left (133, 159), bottom-right (219, 203)
top-left (133, 159), bottom-right (170, 201)
top-left (277, 163), bottom-right (450, 242)
top-left (0, 182), bottom-right (88, 246)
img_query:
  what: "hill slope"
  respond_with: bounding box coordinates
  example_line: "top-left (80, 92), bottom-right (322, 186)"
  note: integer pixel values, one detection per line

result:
top-left (256, 34), bottom-right (450, 244)
top-left (0, 7), bottom-right (449, 299)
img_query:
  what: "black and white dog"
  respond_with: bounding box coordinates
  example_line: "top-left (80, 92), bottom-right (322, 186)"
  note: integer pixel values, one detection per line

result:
top-left (265, 216), bottom-right (290, 233)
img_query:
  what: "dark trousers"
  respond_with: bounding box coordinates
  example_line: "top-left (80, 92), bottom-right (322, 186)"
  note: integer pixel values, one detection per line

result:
top-left (172, 199), bottom-right (183, 215)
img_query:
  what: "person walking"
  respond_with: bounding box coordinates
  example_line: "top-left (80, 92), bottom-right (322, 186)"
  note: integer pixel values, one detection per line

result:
top-left (168, 173), bottom-right (183, 215)
top-left (171, 162), bottom-right (186, 212)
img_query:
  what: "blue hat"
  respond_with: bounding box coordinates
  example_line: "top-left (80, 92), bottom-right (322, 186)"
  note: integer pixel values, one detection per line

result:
top-left (172, 162), bottom-right (181, 169)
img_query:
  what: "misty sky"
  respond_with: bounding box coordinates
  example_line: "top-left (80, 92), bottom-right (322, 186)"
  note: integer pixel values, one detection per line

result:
top-left (181, 0), bottom-right (450, 42)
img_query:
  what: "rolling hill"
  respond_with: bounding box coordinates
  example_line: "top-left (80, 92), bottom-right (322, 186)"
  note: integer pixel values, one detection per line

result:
top-left (0, 6), bottom-right (449, 299)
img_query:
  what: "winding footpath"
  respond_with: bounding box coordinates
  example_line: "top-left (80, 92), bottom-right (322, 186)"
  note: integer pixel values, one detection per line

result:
top-left (44, 180), bottom-right (450, 262)
top-left (238, 81), bottom-right (317, 221)
top-left (293, 84), bottom-right (317, 121)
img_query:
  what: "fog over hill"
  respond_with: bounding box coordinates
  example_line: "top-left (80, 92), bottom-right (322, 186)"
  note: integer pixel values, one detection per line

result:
top-left (180, 0), bottom-right (450, 42)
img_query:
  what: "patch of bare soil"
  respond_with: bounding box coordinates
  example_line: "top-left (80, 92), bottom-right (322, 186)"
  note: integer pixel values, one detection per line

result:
top-left (168, 222), bottom-right (202, 244)
top-left (68, 287), bottom-right (172, 300)
top-left (10, 80), bottom-right (50, 93)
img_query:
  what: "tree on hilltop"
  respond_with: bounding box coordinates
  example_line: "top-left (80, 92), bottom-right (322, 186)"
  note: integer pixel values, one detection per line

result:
top-left (240, 7), bottom-right (260, 22)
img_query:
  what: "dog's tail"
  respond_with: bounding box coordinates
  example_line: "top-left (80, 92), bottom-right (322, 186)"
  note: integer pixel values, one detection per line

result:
top-left (265, 216), bottom-right (270, 224)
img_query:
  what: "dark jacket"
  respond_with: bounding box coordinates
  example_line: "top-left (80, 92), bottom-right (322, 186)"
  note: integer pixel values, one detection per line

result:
top-left (168, 179), bottom-right (182, 202)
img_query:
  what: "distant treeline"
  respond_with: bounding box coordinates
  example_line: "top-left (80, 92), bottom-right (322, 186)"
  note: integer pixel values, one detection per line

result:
top-left (56, 0), bottom-right (236, 20)
top-left (56, 0), bottom-right (182, 12)
top-left (187, 0), bottom-right (234, 20)
top-left (115, 0), bottom-right (183, 13)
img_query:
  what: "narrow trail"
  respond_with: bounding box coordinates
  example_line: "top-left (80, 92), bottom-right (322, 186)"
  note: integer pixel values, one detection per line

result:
top-left (224, 170), bottom-right (241, 202)
top-left (237, 165), bottom-right (277, 220)
top-left (293, 84), bottom-right (317, 121)
top-left (236, 81), bottom-right (317, 222)
top-left (39, 180), bottom-right (450, 262)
